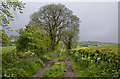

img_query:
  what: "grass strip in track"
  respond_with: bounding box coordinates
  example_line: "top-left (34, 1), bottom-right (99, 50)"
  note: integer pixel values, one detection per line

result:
top-left (1, 46), bottom-right (16, 54)
top-left (42, 61), bottom-right (66, 78)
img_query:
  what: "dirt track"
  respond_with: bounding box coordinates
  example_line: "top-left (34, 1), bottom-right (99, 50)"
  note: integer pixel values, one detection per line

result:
top-left (28, 52), bottom-right (74, 78)
top-left (28, 58), bottom-right (59, 79)
top-left (64, 53), bottom-right (75, 78)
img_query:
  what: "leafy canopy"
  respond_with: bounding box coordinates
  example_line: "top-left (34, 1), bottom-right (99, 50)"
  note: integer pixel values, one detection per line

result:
top-left (29, 3), bottom-right (80, 50)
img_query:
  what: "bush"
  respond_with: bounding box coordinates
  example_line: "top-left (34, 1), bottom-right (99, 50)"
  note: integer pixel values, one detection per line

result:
top-left (2, 49), bottom-right (44, 77)
top-left (68, 48), bottom-right (119, 77)
top-left (16, 25), bottom-right (51, 56)
top-left (41, 55), bottom-right (50, 61)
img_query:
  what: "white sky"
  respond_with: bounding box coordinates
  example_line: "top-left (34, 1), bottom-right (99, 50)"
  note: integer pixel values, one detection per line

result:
top-left (6, 1), bottom-right (119, 43)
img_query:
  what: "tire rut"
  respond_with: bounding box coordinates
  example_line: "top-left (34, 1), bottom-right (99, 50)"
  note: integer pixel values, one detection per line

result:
top-left (64, 53), bottom-right (75, 78)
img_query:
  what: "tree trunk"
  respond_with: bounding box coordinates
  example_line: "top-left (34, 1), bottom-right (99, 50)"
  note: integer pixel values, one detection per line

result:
top-left (50, 32), bottom-right (55, 50)
top-left (51, 39), bottom-right (56, 50)
top-left (67, 40), bottom-right (72, 49)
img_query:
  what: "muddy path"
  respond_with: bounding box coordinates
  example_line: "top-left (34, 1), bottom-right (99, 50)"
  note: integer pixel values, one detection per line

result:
top-left (64, 53), bottom-right (75, 78)
top-left (28, 58), bottom-right (59, 79)
top-left (28, 51), bottom-right (75, 78)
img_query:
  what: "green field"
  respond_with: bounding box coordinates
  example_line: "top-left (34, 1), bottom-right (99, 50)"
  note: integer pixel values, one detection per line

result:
top-left (79, 41), bottom-right (114, 47)
top-left (89, 44), bottom-right (118, 51)
top-left (1, 46), bottom-right (16, 54)
top-left (73, 44), bottom-right (118, 52)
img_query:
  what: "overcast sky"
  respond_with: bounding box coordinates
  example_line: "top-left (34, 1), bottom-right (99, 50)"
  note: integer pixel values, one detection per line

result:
top-left (7, 2), bottom-right (118, 43)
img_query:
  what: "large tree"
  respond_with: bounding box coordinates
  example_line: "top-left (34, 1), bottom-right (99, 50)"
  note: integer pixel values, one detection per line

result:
top-left (29, 4), bottom-right (80, 50)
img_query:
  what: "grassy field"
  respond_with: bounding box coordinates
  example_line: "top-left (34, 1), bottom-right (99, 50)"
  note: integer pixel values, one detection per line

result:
top-left (89, 44), bottom-right (118, 51)
top-left (72, 44), bottom-right (118, 53)
top-left (1, 46), bottom-right (16, 54)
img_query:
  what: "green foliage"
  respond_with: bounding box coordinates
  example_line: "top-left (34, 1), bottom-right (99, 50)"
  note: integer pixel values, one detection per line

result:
top-left (41, 50), bottom-right (60, 61)
top-left (1, 30), bottom-right (11, 46)
top-left (54, 42), bottom-right (62, 50)
top-left (59, 52), bottom-right (65, 60)
top-left (41, 55), bottom-right (50, 61)
top-left (62, 17), bottom-right (80, 49)
top-left (2, 48), bottom-right (44, 77)
top-left (88, 61), bottom-right (118, 77)
top-left (1, 46), bottom-right (16, 54)
top-left (0, 0), bottom-right (25, 27)
top-left (16, 31), bottom-right (30, 52)
top-left (71, 41), bottom-right (79, 48)
top-left (42, 61), bottom-right (66, 78)
top-left (29, 3), bottom-right (80, 50)
top-left (0, 30), bottom-right (17, 46)
top-left (0, 0), bottom-right (25, 47)
top-left (68, 53), bottom-right (88, 77)
top-left (8, 35), bottom-right (17, 45)
top-left (16, 25), bottom-right (51, 55)
top-left (68, 45), bottom-right (119, 77)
